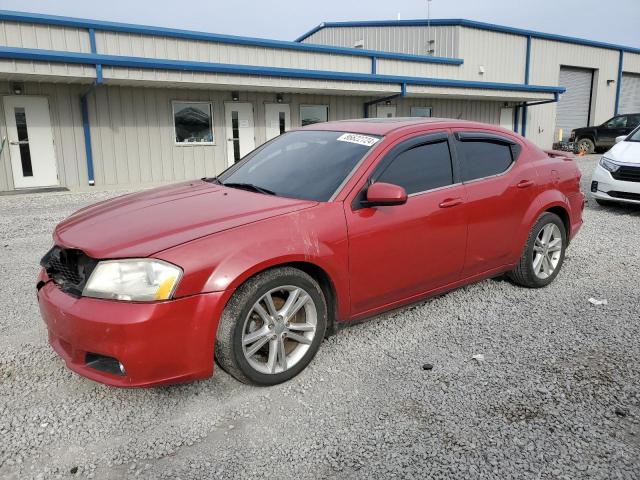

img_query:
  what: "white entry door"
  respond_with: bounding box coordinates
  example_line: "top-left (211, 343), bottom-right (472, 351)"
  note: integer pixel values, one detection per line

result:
top-left (225, 102), bottom-right (255, 166)
top-left (376, 105), bottom-right (397, 118)
top-left (3, 96), bottom-right (58, 188)
top-left (264, 103), bottom-right (291, 141)
top-left (500, 107), bottom-right (514, 131)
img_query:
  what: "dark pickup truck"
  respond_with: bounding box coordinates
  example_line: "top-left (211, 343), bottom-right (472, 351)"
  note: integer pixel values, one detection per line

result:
top-left (570, 113), bottom-right (640, 153)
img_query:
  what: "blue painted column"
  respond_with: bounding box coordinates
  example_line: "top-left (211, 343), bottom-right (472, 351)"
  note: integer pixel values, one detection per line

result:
top-left (522, 36), bottom-right (532, 137)
top-left (88, 28), bottom-right (103, 83)
top-left (614, 50), bottom-right (623, 115)
top-left (80, 94), bottom-right (95, 186)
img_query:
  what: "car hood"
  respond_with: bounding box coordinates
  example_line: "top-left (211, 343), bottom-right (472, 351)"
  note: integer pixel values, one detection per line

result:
top-left (606, 141), bottom-right (640, 164)
top-left (54, 181), bottom-right (316, 258)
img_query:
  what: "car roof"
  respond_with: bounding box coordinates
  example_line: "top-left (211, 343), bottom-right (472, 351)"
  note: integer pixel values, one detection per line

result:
top-left (302, 117), bottom-right (500, 136)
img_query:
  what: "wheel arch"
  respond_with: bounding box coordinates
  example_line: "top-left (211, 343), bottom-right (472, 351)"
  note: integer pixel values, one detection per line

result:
top-left (224, 259), bottom-right (340, 336)
top-left (512, 191), bottom-right (571, 262)
top-left (545, 205), bottom-right (570, 239)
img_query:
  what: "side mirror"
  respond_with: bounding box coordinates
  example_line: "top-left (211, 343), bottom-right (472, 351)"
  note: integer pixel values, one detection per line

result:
top-left (615, 135), bottom-right (626, 144)
top-left (365, 182), bottom-right (408, 207)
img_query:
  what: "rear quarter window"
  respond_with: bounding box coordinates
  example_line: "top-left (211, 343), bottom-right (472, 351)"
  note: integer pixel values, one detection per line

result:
top-left (456, 140), bottom-right (515, 182)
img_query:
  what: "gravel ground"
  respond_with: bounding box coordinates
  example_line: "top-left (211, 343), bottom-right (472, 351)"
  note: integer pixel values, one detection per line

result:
top-left (1, 154), bottom-right (639, 480)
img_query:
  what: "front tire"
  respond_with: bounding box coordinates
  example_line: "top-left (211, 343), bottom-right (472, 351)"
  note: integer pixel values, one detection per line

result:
top-left (215, 267), bottom-right (327, 385)
top-left (575, 137), bottom-right (595, 154)
top-left (509, 212), bottom-right (567, 288)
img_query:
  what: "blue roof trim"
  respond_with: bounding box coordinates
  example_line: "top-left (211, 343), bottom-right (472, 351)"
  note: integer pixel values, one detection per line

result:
top-left (0, 10), bottom-right (463, 65)
top-left (0, 46), bottom-right (565, 95)
top-left (295, 19), bottom-right (640, 54)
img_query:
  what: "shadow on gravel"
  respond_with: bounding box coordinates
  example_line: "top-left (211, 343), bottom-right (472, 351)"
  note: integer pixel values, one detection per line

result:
top-left (585, 199), bottom-right (640, 217)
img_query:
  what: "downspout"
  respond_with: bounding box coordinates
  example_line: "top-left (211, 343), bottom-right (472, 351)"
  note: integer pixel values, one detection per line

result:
top-left (519, 92), bottom-right (560, 137)
top-left (363, 82), bottom-right (407, 118)
top-left (80, 92), bottom-right (96, 186)
top-left (614, 50), bottom-right (623, 115)
top-left (522, 35), bottom-right (532, 137)
top-left (81, 28), bottom-right (103, 186)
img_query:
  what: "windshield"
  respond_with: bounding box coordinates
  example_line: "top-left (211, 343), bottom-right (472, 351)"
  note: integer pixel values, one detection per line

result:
top-left (218, 130), bottom-right (381, 201)
top-left (627, 126), bottom-right (640, 142)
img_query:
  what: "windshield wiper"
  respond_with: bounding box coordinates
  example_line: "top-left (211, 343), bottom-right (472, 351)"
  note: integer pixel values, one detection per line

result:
top-left (221, 182), bottom-right (277, 196)
top-left (202, 177), bottom-right (221, 184)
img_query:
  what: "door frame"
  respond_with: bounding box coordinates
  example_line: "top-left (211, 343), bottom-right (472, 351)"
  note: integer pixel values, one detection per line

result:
top-left (1, 94), bottom-right (59, 190)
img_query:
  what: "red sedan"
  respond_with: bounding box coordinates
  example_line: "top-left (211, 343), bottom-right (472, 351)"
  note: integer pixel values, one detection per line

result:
top-left (37, 118), bottom-right (584, 387)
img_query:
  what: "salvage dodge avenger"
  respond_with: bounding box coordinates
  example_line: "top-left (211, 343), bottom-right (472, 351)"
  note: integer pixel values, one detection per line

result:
top-left (37, 118), bottom-right (584, 387)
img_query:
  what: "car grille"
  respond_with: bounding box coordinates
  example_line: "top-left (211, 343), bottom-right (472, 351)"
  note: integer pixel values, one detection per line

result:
top-left (40, 246), bottom-right (98, 296)
top-left (611, 165), bottom-right (640, 183)
top-left (607, 191), bottom-right (640, 202)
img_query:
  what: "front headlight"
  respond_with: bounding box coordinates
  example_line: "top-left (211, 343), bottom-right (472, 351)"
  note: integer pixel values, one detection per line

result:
top-left (599, 157), bottom-right (620, 173)
top-left (82, 259), bottom-right (182, 302)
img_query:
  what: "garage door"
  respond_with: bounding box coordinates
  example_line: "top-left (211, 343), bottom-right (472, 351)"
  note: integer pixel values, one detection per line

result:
top-left (555, 67), bottom-right (593, 141)
top-left (619, 73), bottom-right (640, 114)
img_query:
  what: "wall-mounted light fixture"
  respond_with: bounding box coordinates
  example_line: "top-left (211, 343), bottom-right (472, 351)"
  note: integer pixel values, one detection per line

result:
top-left (276, 94), bottom-right (283, 103)
top-left (478, 66), bottom-right (486, 75)
top-left (12, 83), bottom-right (23, 95)
top-left (231, 91), bottom-right (239, 101)
top-left (607, 79), bottom-right (616, 86)
top-left (385, 100), bottom-right (391, 105)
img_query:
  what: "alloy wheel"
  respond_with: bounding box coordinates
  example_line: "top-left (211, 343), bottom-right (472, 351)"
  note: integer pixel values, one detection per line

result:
top-left (532, 223), bottom-right (562, 279)
top-left (241, 286), bottom-right (317, 374)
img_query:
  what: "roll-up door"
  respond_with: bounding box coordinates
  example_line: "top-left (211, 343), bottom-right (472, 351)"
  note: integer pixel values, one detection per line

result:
top-left (555, 66), bottom-right (594, 141)
top-left (619, 73), bottom-right (640, 114)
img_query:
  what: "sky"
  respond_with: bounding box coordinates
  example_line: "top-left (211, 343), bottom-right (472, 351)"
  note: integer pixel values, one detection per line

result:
top-left (1, 0), bottom-right (639, 48)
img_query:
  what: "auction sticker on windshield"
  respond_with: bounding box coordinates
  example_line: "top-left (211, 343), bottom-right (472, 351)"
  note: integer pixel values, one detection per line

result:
top-left (336, 133), bottom-right (380, 147)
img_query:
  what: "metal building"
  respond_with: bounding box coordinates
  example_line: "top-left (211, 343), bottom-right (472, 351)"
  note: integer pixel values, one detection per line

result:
top-left (0, 11), bottom-right (638, 193)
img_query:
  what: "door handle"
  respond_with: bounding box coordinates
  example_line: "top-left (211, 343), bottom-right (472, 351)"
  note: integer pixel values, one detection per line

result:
top-left (9, 140), bottom-right (28, 145)
top-left (517, 180), bottom-right (534, 188)
top-left (438, 197), bottom-right (463, 208)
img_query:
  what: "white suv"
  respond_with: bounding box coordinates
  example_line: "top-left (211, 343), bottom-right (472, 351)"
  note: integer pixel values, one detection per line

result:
top-left (590, 126), bottom-right (640, 206)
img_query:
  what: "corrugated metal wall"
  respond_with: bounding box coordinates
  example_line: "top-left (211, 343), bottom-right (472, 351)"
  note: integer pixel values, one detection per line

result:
top-left (84, 86), bottom-right (504, 188)
top-left (0, 20), bottom-right (91, 52)
top-left (0, 21), bottom-right (95, 81)
top-left (301, 25), bottom-right (460, 58)
top-left (623, 52), bottom-right (640, 74)
top-left (527, 38), bottom-right (620, 147)
top-left (0, 82), bottom-right (507, 190)
top-left (86, 87), bottom-right (376, 187)
top-left (458, 28), bottom-right (527, 84)
top-left (95, 31), bottom-right (372, 74)
top-left (0, 81), bottom-right (88, 191)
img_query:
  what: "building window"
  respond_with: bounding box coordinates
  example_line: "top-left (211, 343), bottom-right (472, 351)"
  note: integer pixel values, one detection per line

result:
top-left (410, 106), bottom-right (432, 118)
top-left (300, 105), bottom-right (328, 126)
top-left (173, 101), bottom-right (214, 144)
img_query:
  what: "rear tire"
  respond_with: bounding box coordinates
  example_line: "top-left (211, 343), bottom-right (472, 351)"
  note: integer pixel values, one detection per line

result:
top-left (508, 212), bottom-right (567, 288)
top-left (215, 267), bottom-right (327, 386)
top-left (575, 137), bottom-right (595, 154)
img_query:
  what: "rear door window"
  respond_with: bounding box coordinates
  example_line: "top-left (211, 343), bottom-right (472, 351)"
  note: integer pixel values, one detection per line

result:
top-left (455, 135), bottom-right (516, 182)
top-left (377, 140), bottom-right (454, 194)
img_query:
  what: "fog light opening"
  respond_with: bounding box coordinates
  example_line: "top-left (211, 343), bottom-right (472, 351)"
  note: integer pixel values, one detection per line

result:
top-left (590, 181), bottom-right (598, 193)
top-left (85, 353), bottom-right (126, 376)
